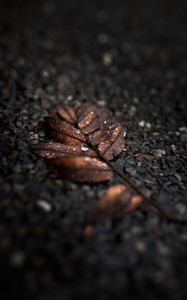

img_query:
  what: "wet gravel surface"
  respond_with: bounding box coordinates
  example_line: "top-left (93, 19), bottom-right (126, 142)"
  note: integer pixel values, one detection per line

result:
top-left (0, 0), bottom-right (187, 299)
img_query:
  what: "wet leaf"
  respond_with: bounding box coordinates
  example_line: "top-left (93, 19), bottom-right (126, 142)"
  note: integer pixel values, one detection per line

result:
top-left (57, 104), bottom-right (77, 124)
top-left (32, 102), bottom-right (126, 182)
top-left (31, 142), bottom-right (98, 158)
top-left (87, 184), bottom-right (143, 224)
top-left (76, 102), bottom-right (108, 134)
top-left (45, 103), bottom-right (126, 160)
top-left (79, 146), bottom-right (98, 158)
top-left (88, 126), bottom-right (111, 146)
top-left (48, 156), bottom-right (113, 183)
top-left (31, 142), bottom-right (83, 158)
top-left (31, 101), bottom-right (182, 226)
top-left (45, 117), bottom-right (86, 145)
top-left (97, 123), bottom-right (126, 161)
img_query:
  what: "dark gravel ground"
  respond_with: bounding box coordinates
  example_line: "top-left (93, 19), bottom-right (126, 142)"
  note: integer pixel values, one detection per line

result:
top-left (0, 0), bottom-right (187, 299)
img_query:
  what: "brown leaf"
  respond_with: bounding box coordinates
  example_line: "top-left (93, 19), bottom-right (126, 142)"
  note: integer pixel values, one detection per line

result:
top-left (79, 146), bottom-right (99, 158)
top-left (57, 104), bottom-right (77, 124)
top-left (87, 184), bottom-right (142, 224)
top-left (31, 142), bottom-right (98, 159)
top-left (76, 102), bottom-right (108, 134)
top-left (31, 142), bottom-right (81, 158)
top-left (46, 103), bottom-right (126, 161)
top-left (45, 117), bottom-right (86, 145)
top-left (97, 123), bottom-right (126, 161)
top-left (31, 102), bottom-right (126, 184)
top-left (88, 126), bottom-right (110, 146)
top-left (88, 122), bottom-right (126, 161)
top-left (48, 156), bottom-right (113, 183)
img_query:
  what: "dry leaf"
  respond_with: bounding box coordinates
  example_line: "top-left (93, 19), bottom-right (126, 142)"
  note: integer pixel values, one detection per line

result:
top-left (48, 156), bottom-right (113, 183)
top-left (87, 184), bottom-right (143, 224)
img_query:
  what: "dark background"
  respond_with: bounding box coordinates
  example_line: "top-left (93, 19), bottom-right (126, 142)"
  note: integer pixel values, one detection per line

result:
top-left (0, 0), bottom-right (187, 299)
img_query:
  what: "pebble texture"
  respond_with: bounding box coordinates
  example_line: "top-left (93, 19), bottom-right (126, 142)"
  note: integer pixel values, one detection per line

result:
top-left (0, 0), bottom-right (187, 299)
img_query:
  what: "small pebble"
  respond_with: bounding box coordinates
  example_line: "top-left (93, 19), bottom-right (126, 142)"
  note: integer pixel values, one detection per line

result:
top-left (180, 133), bottom-right (187, 142)
top-left (10, 251), bottom-right (25, 267)
top-left (138, 120), bottom-right (145, 127)
top-left (98, 100), bottom-right (106, 106)
top-left (102, 52), bottom-right (112, 66)
top-left (37, 200), bottom-right (52, 212)
top-left (98, 33), bottom-right (109, 44)
top-left (135, 241), bottom-right (146, 252)
top-left (153, 149), bottom-right (166, 158)
top-left (129, 106), bottom-right (136, 116)
top-left (175, 203), bottom-right (186, 215)
top-left (179, 126), bottom-right (187, 132)
top-left (138, 120), bottom-right (151, 129)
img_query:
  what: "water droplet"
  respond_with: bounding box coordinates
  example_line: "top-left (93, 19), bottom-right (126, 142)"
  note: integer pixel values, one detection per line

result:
top-left (84, 157), bottom-right (91, 161)
top-left (81, 146), bottom-right (89, 151)
top-left (102, 162), bottom-right (107, 167)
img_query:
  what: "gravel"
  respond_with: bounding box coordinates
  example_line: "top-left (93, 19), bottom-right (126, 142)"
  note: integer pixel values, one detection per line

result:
top-left (0, 0), bottom-right (187, 299)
